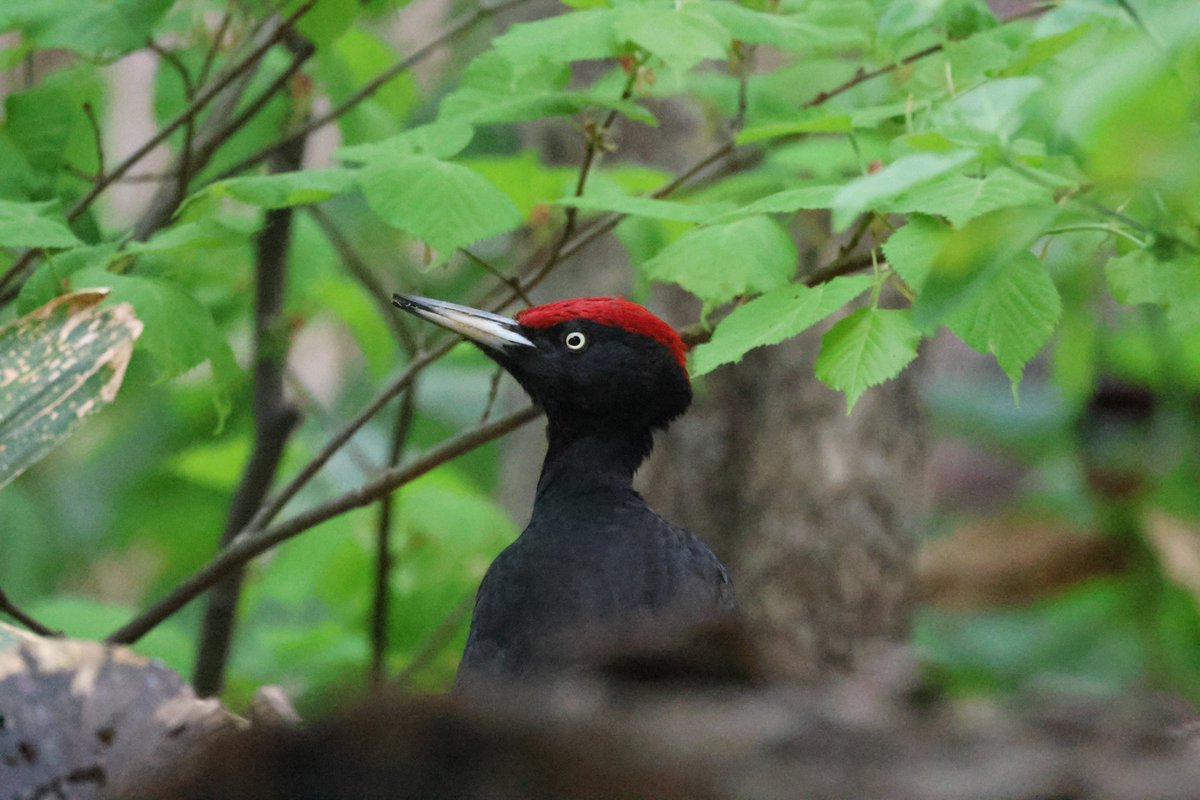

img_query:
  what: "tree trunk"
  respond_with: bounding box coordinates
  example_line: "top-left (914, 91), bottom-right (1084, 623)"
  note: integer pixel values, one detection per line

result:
top-left (640, 312), bottom-right (926, 679)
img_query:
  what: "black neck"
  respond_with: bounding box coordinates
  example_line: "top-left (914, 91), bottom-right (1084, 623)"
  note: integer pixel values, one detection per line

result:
top-left (535, 419), bottom-right (652, 498)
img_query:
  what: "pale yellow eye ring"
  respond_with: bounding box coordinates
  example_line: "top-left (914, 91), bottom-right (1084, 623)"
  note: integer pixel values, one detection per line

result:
top-left (564, 331), bottom-right (587, 351)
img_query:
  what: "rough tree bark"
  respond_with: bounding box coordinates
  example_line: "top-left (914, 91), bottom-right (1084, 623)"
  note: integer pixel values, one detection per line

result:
top-left (641, 317), bottom-right (925, 678)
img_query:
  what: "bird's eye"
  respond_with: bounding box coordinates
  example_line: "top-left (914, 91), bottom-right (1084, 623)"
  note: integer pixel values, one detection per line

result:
top-left (563, 331), bottom-right (587, 351)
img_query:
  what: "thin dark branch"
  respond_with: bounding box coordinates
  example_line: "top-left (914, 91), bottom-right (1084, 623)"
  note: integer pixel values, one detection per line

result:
top-left (731, 41), bottom-right (752, 135)
top-left (133, 28), bottom-right (317, 242)
top-left (284, 369), bottom-right (380, 476)
top-left (106, 404), bottom-right (541, 646)
top-left (148, 38), bottom-right (196, 98)
top-left (463, 249), bottom-right (532, 307)
top-left (370, 385), bottom-right (417, 689)
top-left (803, 250), bottom-right (876, 289)
top-left (0, 587), bottom-right (60, 637)
top-left (192, 129), bottom-right (305, 697)
top-left (213, 0), bottom-right (533, 181)
top-left (151, 40), bottom-right (202, 209)
top-left (81, 102), bottom-right (105, 178)
top-left (504, 69), bottom-right (640, 303)
top-left (246, 339), bottom-right (456, 534)
top-left (70, 1), bottom-right (313, 223)
top-left (198, 11), bottom-right (234, 88)
top-left (307, 205), bottom-right (418, 353)
top-left (479, 366), bottom-right (504, 423)
top-left (0, 1), bottom-right (316, 299)
top-left (103, 28), bottom-right (994, 648)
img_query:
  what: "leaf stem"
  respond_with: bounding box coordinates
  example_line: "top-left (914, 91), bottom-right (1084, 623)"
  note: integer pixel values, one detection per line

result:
top-left (1045, 223), bottom-right (1147, 249)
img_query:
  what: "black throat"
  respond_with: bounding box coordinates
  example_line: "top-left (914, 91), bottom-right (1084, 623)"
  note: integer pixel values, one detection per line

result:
top-left (535, 418), bottom-right (653, 498)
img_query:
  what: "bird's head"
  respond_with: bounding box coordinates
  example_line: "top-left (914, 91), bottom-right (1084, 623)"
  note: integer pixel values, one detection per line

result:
top-left (393, 294), bottom-right (692, 435)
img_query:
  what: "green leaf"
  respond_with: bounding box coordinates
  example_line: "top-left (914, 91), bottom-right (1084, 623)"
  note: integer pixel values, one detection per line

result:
top-left (1105, 249), bottom-right (1165, 307)
top-left (1, 0), bottom-right (174, 58)
top-left (17, 242), bottom-right (120, 314)
top-left (359, 154), bottom-right (521, 255)
top-left (717, 185), bottom-right (839, 219)
top-left (439, 52), bottom-right (655, 126)
top-left (691, 274), bottom-right (874, 375)
top-left (946, 251), bottom-right (1061, 386)
top-left (335, 121), bottom-right (475, 163)
top-left (4, 85), bottom-right (74, 175)
top-left (831, 151), bottom-right (978, 230)
top-left (701, 2), bottom-right (857, 50)
top-left (0, 290), bottom-right (142, 489)
top-left (815, 307), bottom-right (921, 412)
top-left (0, 199), bottom-right (82, 249)
top-left (125, 219), bottom-right (252, 256)
top-left (73, 270), bottom-right (240, 427)
top-left (642, 216), bottom-right (797, 307)
top-left (1106, 250), bottom-right (1200, 333)
top-left (196, 168), bottom-right (358, 210)
top-left (315, 27), bottom-right (420, 145)
top-left (943, 77), bottom-right (1041, 142)
top-left (736, 114), bottom-right (854, 143)
top-left (881, 214), bottom-right (950, 291)
top-left (294, 0), bottom-right (358, 48)
top-left (493, 9), bottom-right (620, 64)
top-left (464, 152), bottom-right (577, 220)
top-left (557, 193), bottom-right (735, 223)
top-left (910, 205), bottom-right (1059, 330)
top-left (887, 167), bottom-right (1053, 227)
top-left (614, 4), bottom-right (731, 73)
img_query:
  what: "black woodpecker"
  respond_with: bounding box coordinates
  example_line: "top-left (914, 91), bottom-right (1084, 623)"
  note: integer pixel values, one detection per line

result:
top-left (392, 294), bottom-right (735, 690)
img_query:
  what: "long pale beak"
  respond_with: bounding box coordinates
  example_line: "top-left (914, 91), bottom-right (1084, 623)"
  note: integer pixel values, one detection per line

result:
top-left (392, 293), bottom-right (535, 350)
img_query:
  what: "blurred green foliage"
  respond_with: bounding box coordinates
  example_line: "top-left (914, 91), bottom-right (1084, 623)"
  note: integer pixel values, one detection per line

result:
top-left (0, 0), bottom-right (1198, 711)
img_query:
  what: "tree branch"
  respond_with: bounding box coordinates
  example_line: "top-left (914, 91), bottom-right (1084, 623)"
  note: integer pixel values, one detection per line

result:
top-left (307, 205), bottom-right (418, 353)
top-left (0, 587), bottom-right (59, 637)
top-left (369, 386), bottom-right (417, 689)
top-left (191, 127), bottom-right (306, 697)
top-left (0, 1), bottom-right (317, 299)
top-left (213, 0), bottom-right (534, 181)
top-left (101, 29), bottom-right (978, 649)
top-left (133, 26), bottom-right (316, 242)
top-left (106, 404), bottom-right (541, 646)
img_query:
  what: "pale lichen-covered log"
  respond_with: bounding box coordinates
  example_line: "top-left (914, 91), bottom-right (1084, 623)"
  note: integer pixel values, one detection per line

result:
top-left (0, 289), bottom-right (142, 489)
top-left (0, 623), bottom-right (239, 800)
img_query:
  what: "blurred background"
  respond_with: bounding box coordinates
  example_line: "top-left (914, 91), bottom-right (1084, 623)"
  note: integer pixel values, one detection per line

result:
top-left (1, 0), bottom-right (1198, 718)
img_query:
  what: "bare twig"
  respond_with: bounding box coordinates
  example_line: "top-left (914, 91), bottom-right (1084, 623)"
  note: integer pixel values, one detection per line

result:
top-left (463, 249), bottom-right (532, 307)
top-left (308, 205), bottom-right (418, 353)
top-left (213, 0), bottom-right (534, 181)
top-left (103, 28), bottom-right (984, 648)
top-left (370, 386), bottom-right (417, 689)
top-left (81, 102), bottom-right (105, 178)
top-left (0, 1), bottom-right (317, 298)
top-left (72, 0), bottom-right (314, 223)
top-left (284, 369), bottom-right (380, 476)
top-left (107, 404), bottom-right (541, 646)
top-left (246, 340), bottom-right (456, 534)
top-left (191, 131), bottom-right (305, 697)
top-left (479, 366), bottom-right (504, 423)
top-left (133, 27), bottom-right (317, 242)
top-left (0, 587), bottom-right (60, 637)
top-left (198, 11), bottom-right (234, 88)
top-left (149, 37), bottom-right (201, 208)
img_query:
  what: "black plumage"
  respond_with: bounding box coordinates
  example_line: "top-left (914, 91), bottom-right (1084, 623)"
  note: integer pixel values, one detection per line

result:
top-left (392, 294), bottom-right (734, 689)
